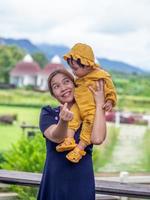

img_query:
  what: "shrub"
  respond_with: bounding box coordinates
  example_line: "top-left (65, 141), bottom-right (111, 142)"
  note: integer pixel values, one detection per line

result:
top-left (0, 151), bottom-right (5, 167)
top-left (23, 85), bottom-right (35, 90)
top-left (0, 133), bottom-right (46, 200)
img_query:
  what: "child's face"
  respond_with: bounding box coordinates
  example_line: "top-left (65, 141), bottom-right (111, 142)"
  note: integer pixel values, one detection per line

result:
top-left (68, 59), bottom-right (91, 77)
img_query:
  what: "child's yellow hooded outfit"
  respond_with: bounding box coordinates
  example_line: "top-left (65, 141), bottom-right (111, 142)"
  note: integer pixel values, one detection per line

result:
top-left (63, 43), bottom-right (117, 146)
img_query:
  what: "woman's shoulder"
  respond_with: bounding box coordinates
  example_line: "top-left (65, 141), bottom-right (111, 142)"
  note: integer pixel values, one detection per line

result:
top-left (39, 105), bottom-right (60, 133)
top-left (41, 105), bottom-right (60, 115)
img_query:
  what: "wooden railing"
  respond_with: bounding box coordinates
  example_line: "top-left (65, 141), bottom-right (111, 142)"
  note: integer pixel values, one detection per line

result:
top-left (0, 170), bottom-right (150, 199)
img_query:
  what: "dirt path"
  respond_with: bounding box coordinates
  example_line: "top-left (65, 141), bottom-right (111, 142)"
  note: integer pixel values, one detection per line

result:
top-left (100, 124), bottom-right (147, 172)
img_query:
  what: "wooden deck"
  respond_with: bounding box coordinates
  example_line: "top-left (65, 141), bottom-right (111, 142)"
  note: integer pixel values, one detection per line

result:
top-left (0, 170), bottom-right (150, 199)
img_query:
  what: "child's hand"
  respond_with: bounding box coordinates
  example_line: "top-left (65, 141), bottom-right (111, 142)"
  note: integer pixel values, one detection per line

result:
top-left (103, 100), bottom-right (113, 112)
top-left (89, 79), bottom-right (105, 108)
top-left (59, 103), bottom-right (73, 122)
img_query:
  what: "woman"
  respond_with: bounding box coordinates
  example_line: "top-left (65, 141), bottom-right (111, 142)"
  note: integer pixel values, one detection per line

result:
top-left (37, 69), bottom-right (106, 200)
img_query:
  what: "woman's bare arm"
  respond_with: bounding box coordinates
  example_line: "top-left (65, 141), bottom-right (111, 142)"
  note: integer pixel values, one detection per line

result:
top-left (44, 103), bottom-right (73, 143)
top-left (89, 80), bottom-right (107, 145)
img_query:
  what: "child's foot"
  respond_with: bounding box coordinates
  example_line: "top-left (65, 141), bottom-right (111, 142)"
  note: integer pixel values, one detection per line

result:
top-left (66, 146), bottom-right (86, 163)
top-left (56, 137), bottom-right (77, 152)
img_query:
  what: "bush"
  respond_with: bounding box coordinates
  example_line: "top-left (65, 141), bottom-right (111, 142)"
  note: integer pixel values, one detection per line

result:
top-left (23, 85), bottom-right (35, 90)
top-left (0, 151), bottom-right (5, 167)
top-left (0, 133), bottom-right (46, 200)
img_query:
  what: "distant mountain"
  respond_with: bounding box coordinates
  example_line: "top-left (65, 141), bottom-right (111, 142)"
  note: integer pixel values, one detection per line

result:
top-left (0, 37), bottom-right (39, 53)
top-left (37, 43), bottom-right (70, 60)
top-left (37, 43), bottom-right (70, 66)
top-left (0, 37), bottom-right (148, 74)
top-left (38, 44), bottom-right (147, 74)
top-left (98, 58), bottom-right (145, 74)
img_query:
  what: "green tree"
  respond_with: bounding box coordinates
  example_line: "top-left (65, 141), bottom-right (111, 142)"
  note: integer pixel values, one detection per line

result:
top-left (32, 52), bottom-right (48, 68)
top-left (0, 45), bottom-right (25, 83)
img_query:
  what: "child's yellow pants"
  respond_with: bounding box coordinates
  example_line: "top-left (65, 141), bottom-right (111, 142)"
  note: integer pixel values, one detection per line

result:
top-left (68, 69), bottom-right (117, 145)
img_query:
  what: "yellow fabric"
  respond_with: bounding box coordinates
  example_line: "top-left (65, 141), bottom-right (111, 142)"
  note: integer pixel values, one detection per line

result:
top-left (68, 68), bottom-right (117, 145)
top-left (63, 43), bottom-right (99, 68)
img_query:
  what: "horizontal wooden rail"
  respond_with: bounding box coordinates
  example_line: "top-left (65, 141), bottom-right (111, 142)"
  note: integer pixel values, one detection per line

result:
top-left (0, 170), bottom-right (41, 186)
top-left (0, 170), bottom-right (150, 199)
top-left (95, 179), bottom-right (150, 199)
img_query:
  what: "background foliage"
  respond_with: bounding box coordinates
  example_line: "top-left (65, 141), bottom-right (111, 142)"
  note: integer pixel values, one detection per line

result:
top-left (0, 133), bottom-right (45, 200)
top-left (0, 45), bottom-right (25, 82)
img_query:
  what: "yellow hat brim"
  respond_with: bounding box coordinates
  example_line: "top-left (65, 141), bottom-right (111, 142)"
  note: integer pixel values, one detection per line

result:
top-left (63, 52), bottom-right (99, 68)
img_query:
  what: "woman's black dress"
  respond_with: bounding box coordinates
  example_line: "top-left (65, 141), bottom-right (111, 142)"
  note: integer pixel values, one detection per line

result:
top-left (37, 106), bottom-right (95, 200)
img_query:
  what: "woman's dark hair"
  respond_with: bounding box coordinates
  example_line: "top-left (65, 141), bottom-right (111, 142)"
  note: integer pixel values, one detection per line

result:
top-left (47, 69), bottom-right (74, 96)
top-left (67, 56), bottom-right (85, 68)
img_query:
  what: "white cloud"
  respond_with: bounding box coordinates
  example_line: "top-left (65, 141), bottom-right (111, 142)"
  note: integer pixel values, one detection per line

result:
top-left (0, 0), bottom-right (150, 70)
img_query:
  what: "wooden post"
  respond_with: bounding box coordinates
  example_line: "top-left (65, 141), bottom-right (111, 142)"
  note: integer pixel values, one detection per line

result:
top-left (120, 171), bottom-right (129, 200)
top-left (115, 111), bottom-right (120, 128)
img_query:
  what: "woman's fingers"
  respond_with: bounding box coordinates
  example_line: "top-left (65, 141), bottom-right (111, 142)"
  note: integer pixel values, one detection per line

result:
top-left (88, 86), bottom-right (95, 94)
top-left (59, 103), bottom-right (73, 121)
top-left (62, 111), bottom-right (73, 121)
top-left (60, 102), bottom-right (68, 110)
top-left (99, 79), bottom-right (104, 91)
top-left (62, 102), bottom-right (68, 110)
top-left (96, 81), bottom-right (100, 90)
top-left (89, 80), bottom-right (104, 93)
top-left (65, 111), bottom-right (73, 120)
top-left (60, 102), bottom-right (68, 113)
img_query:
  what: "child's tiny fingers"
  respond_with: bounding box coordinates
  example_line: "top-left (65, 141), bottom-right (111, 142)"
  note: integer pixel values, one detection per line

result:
top-left (108, 107), bottom-right (112, 112)
top-left (106, 106), bottom-right (111, 112)
top-left (102, 104), bottom-right (106, 109)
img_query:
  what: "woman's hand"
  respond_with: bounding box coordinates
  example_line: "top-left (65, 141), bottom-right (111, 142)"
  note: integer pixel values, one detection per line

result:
top-left (89, 79), bottom-right (105, 108)
top-left (59, 103), bottom-right (73, 122)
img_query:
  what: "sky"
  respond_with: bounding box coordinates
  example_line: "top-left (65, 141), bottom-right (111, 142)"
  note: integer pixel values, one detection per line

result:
top-left (0, 0), bottom-right (150, 71)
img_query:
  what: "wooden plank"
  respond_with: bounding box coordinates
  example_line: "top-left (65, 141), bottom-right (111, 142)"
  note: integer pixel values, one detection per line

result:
top-left (95, 180), bottom-right (150, 198)
top-left (0, 192), bottom-right (18, 200)
top-left (96, 176), bottom-right (150, 184)
top-left (0, 170), bottom-right (41, 186)
top-left (96, 194), bottom-right (119, 200)
top-left (0, 170), bottom-right (150, 198)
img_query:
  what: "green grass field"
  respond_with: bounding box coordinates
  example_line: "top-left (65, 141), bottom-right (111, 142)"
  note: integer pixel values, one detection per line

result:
top-left (0, 106), bottom-right (40, 150)
top-left (0, 89), bottom-right (58, 151)
top-left (0, 88), bottom-right (58, 107)
top-left (0, 87), bottom-right (150, 151)
top-left (0, 106), bottom-right (40, 124)
top-left (0, 124), bottom-right (21, 151)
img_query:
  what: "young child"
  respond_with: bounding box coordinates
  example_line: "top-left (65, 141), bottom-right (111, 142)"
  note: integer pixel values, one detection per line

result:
top-left (56, 43), bottom-right (117, 163)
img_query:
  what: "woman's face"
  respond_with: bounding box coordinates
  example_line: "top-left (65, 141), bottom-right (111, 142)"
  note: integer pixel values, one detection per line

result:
top-left (50, 73), bottom-right (74, 104)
